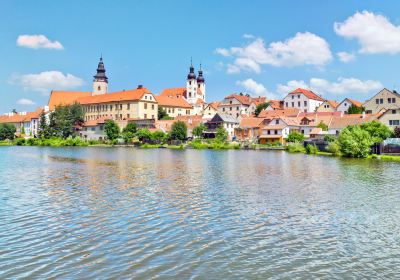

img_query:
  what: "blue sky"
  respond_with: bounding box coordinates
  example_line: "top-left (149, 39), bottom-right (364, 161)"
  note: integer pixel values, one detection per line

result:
top-left (2, 0), bottom-right (400, 113)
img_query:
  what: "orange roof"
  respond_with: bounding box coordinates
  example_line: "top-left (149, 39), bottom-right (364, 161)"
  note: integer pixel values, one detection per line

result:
top-left (325, 100), bottom-right (339, 108)
top-left (261, 124), bottom-right (287, 130)
top-left (160, 88), bottom-right (187, 98)
top-left (239, 117), bottom-right (264, 128)
top-left (155, 94), bottom-right (192, 109)
top-left (196, 98), bottom-right (205, 105)
top-left (269, 100), bottom-right (284, 110)
top-left (258, 108), bottom-right (300, 119)
top-left (347, 98), bottom-right (363, 107)
top-left (329, 114), bottom-right (379, 129)
top-left (48, 91), bottom-right (91, 110)
top-left (250, 97), bottom-right (267, 106)
top-left (77, 88), bottom-right (151, 105)
top-left (0, 108), bottom-right (43, 124)
top-left (83, 117), bottom-right (109, 127)
top-left (206, 101), bottom-right (220, 110)
top-left (289, 88), bottom-right (324, 101)
top-left (225, 94), bottom-right (252, 105)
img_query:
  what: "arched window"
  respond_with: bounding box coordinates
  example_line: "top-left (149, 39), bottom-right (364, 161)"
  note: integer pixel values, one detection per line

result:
top-left (98, 86), bottom-right (101, 91)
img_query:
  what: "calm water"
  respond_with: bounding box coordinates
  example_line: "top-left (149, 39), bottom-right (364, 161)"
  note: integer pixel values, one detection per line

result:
top-left (0, 147), bottom-right (400, 279)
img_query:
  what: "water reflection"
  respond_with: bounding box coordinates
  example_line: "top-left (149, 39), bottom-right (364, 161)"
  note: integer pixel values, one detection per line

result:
top-left (0, 147), bottom-right (400, 279)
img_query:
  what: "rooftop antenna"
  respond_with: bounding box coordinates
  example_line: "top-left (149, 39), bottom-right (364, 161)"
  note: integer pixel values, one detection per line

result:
top-left (190, 57), bottom-right (193, 66)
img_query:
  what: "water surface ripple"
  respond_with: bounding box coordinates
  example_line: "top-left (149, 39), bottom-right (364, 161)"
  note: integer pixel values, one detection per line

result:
top-left (1, 147), bottom-right (400, 279)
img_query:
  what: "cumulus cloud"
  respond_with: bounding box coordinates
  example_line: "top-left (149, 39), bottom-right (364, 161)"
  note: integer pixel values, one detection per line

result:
top-left (337, 51), bottom-right (355, 62)
top-left (17, 34), bottom-right (63, 50)
top-left (236, 79), bottom-right (269, 95)
top-left (11, 71), bottom-right (84, 94)
top-left (277, 77), bottom-right (382, 97)
top-left (243, 33), bottom-right (255, 39)
top-left (17, 98), bottom-right (35, 105)
top-left (334, 11), bottom-right (400, 54)
top-left (216, 32), bottom-right (332, 73)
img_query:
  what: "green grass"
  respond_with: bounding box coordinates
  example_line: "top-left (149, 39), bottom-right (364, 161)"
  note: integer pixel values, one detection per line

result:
top-left (140, 143), bottom-right (161, 149)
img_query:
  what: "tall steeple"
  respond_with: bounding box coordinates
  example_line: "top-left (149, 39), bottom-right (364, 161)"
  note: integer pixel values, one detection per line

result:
top-left (92, 56), bottom-right (108, 96)
top-left (197, 63), bottom-right (205, 83)
top-left (187, 58), bottom-right (197, 80)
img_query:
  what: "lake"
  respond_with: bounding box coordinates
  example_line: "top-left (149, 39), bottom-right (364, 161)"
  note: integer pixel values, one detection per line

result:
top-left (1, 147), bottom-right (400, 279)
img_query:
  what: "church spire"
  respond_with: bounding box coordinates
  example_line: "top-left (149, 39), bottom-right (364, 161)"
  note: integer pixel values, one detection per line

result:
top-left (187, 58), bottom-right (196, 80)
top-left (94, 56), bottom-right (108, 83)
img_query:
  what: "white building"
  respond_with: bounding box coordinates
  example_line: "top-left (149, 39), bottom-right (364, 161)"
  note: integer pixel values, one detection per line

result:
top-left (217, 94), bottom-right (251, 118)
top-left (336, 98), bottom-right (363, 113)
top-left (283, 88), bottom-right (324, 113)
top-left (186, 62), bottom-right (206, 115)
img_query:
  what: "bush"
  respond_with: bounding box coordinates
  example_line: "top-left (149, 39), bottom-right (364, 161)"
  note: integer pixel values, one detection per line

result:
top-left (317, 121), bottom-right (328, 131)
top-left (151, 130), bottom-right (168, 143)
top-left (286, 142), bottom-right (306, 153)
top-left (122, 122), bottom-right (138, 135)
top-left (326, 141), bottom-right (340, 156)
top-left (0, 123), bottom-right (16, 140)
top-left (170, 121), bottom-right (187, 141)
top-left (394, 127), bottom-right (400, 138)
top-left (14, 138), bottom-right (26, 146)
top-left (137, 128), bottom-right (152, 143)
top-left (338, 126), bottom-right (373, 158)
top-left (360, 121), bottom-right (393, 142)
top-left (287, 131), bottom-right (305, 143)
top-left (190, 140), bottom-right (209, 149)
top-left (305, 144), bottom-right (318, 154)
top-left (215, 125), bottom-right (228, 143)
top-left (324, 134), bottom-right (336, 142)
top-left (104, 120), bottom-right (120, 140)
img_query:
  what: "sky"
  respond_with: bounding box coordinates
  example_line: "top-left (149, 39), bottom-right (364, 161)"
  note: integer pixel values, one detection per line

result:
top-left (2, 0), bottom-right (400, 113)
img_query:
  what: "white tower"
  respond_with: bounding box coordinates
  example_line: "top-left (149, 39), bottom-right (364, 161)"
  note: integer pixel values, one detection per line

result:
top-left (92, 56), bottom-right (108, 96)
top-left (186, 60), bottom-right (198, 105)
top-left (197, 64), bottom-right (206, 103)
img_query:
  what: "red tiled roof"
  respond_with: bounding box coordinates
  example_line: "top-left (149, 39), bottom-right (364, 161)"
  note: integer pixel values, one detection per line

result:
top-left (347, 98), bottom-right (363, 107)
top-left (329, 114), bottom-right (379, 129)
top-left (225, 94), bottom-right (252, 105)
top-left (0, 108), bottom-right (43, 124)
top-left (78, 88), bottom-right (152, 105)
top-left (268, 100), bottom-right (284, 110)
top-left (250, 97), bottom-right (267, 106)
top-left (325, 100), bottom-right (339, 108)
top-left (289, 88), bottom-right (324, 101)
top-left (206, 101), bottom-right (220, 110)
top-left (239, 117), bottom-right (264, 128)
top-left (48, 91), bottom-right (91, 110)
top-left (155, 94), bottom-right (192, 109)
top-left (258, 108), bottom-right (300, 119)
top-left (160, 88), bottom-right (187, 98)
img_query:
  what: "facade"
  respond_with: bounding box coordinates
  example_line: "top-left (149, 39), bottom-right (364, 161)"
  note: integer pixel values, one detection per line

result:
top-left (204, 113), bottom-right (239, 140)
top-left (378, 108), bottom-right (400, 130)
top-left (328, 113), bottom-right (379, 136)
top-left (0, 109), bottom-right (43, 137)
top-left (217, 94), bottom-right (251, 118)
top-left (80, 118), bottom-right (107, 140)
top-left (156, 92), bottom-right (193, 118)
top-left (185, 63), bottom-right (206, 115)
top-left (259, 117), bottom-right (295, 145)
top-left (235, 117), bottom-right (266, 143)
top-left (248, 97), bottom-right (267, 116)
top-left (202, 102), bottom-right (220, 120)
top-left (316, 100), bottom-right (339, 112)
top-left (363, 88), bottom-right (400, 114)
top-left (336, 98), bottom-right (363, 113)
top-left (283, 88), bottom-right (324, 113)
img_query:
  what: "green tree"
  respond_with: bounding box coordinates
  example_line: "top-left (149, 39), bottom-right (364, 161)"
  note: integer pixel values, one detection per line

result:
top-left (137, 128), bottom-right (152, 142)
top-left (170, 121), bottom-right (187, 141)
top-left (38, 112), bottom-right (50, 139)
top-left (394, 127), bottom-right (400, 138)
top-left (347, 104), bottom-right (365, 114)
top-left (104, 120), bottom-right (120, 140)
top-left (323, 134), bottom-right (336, 142)
top-left (151, 130), bottom-right (167, 143)
top-left (338, 125), bottom-right (373, 158)
top-left (317, 121), bottom-right (328, 131)
top-left (0, 124), bottom-right (16, 140)
top-left (360, 121), bottom-right (393, 142)
top-left (47, 103), bottom-right (85, 138)
top-left (21, 126), bottom-right (26, 135)
top-left (123, 122), bottom-right (138, 135)
top-left (287, 131), bottom-right (305, 143)
top-left (254, 102), bottom-right (270, 117)
top-left (192, 123), bottom-right (206, 138)
top-left (215, 125), bottom-right (228, 142)
top-left (158, 107), bottom-right (173, 120)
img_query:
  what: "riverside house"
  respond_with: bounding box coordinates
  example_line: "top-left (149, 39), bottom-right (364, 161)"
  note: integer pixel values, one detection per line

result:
top-left (202, 102), bottom-right (220, 120)
top-left (0, 109), bottom-right (43, 137)
top-left (316, 100), bottom-right (339, 112)
top-left (378, 108), bottom-right (400, 130)
top-left (156, 89), bottom-right (193, 118)
top-left (363, 88), bottom-right (400, 114)
top-left (218, 94), bottom-right (252, 118)
top-left (336, 98), bottom-right (363, 113)
top-left (283, 88), bottom-right (324, 113)
top-left (204, 113), bottom-right (239, 140)
top-left (235, 117), bottom-right (267, 143)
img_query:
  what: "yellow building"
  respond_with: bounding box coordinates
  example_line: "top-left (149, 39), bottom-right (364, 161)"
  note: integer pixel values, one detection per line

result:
top-left (156, 88), bottom-right (193, 118)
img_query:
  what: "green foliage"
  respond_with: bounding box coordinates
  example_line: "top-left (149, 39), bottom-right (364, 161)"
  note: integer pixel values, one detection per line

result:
top-left (45, 103), bottom-right (85, 139)
top-left (287, 131), bottom-right (305, 143)
top-left (136, 128), bottom-right (152, 142)
top-left (215, 125), bottom-right (228, 142)
top-left (21, 126), bottom-right (26, 135)
top-left (122, 131), bottom-right (134, 144)
top-left (170, 121), bottom-right (187, 141)
top-left (14, 138), bottom-right (25, 146)
top-left (326, 141), bottom-right (340, 156)
top-left (305, 144), bottom-right (319, 154)
top-left (140, 143), bottom-right (160, 149)
top-left (254, 102), bottom-right (270, 117)
top-left (338, 125), bottom-right (373, 158)
top-left (324, 134), bottom-right (336, 142)
top-left (20, 136), bottom-right (88, 147)
top-left (151, 130), bottom-right (168, 143)
top-left (104, 120), bottom-right (120, 140)
top-left (123, 122), bottom-right (138, 135)
top-left (394, 127), bottom-right (400, 138)
top-left (189, 139), bottom-right (208, 149)
top-left (0, 123), bottom-right (16, 140)
top-left (286, 142), bottom-right (306, 153)
top-left (347, 104), bottom-right (365, 114)
top-left (317, 121), bottom-right (328, 131)
top-left (360, 121), bottom-right (393, 142)
top-left (38, 112), bottom-right (50, 139)
top-left (158, 106), bottom-right (172, 120)
top-left (192, 123), bottom-right (206, 138)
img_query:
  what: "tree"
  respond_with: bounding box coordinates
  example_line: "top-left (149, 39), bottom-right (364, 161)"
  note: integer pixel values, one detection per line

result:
top-left (192, 123), bottom-right (206, 138)
top-left (360, 121), bottom-right (392, 142)
top-left (47, 103), bottom-right (85, 138)
top-left (394, 127), bottom-right (400, 138)
top-left (170, 121), bottom-right (187, 141)
top-left (215, 125), bottom-right (228, 142)
top-left (317, 121), bottom-right (328, 131)
top-left (287, 131), bottom-right (305, 143)
top-left (123, 122), bottom-right (138, 135)
top-left (38, 112), bottom-right (50, 139)
top-left (338, 125), bottom-right (373, 158)
top-left (254, 102), bottom-right (270, 117)
top-left (347, 104), bottom-right (365, 114)
top-left (324, 134), bottom-right (336, 142)
top-left (136, 128), bottom-right (152, 142)
top-left (151, 130), bottom-right (167, 143)
top-left (12, 109), bottom-right (17, 114)
top-left (104, 120), bottom-right (120, 140)
top-left (0, 124), bottom-right (16, 140)
top-left (21, 126), bottom-right (26, 135)
top-left (158, 107), bottom-right (173, 120)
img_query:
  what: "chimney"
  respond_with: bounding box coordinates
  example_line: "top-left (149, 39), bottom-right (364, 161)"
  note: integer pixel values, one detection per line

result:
top-left (137, 85), bottom-right (143, 89)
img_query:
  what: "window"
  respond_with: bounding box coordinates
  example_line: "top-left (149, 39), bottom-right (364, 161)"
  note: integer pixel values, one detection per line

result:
top-left (144, 114), bottom-right (147, 119)
top-left (98, 86), bottom-right (101, 91)
top-left (392, 110), bottom-right (397, 114)
top-left (275, 119), bottom-right (279, 124)
top-left (223, 108), bottom-right (225, 112)
top-left (230, 107), bottom-right (232, 111)
top-left (151, 115), bottom-right (154, 119)
top-left (127, 104), bottom-right (130, 110)
top-left (144, 103), bottom-right (148, 109)
top-left (389, 97), bottom-right (396, 104)
top-left (389, 120), bottom-right (400, 126)
top-left (304, 101), bottom-right (307, 106)
top-left (298, 101), bottom-right (300, 107)
top-left (120, 114), bottom-right (122, 119)
top-left (230, 100), bottom-right (233, 104)
top-left (286, 102), bottom-right (288, 107)
top-left (292, 95), bottom-right (294, 99)
top-left (274, 130), bottom-right (277, 135)
top-left (237, 106), bottom-right (239, 110)
top-left (267, 130), bottom-right (271, 135)
top-left (119, 104), bottom-right (122, 110)
top-left (145, 96), bottom-right (147, 100)
top-left (380, 98), bottom-right (384, 104)
top-left (152, 104), bottom-right (155, 110)
top-left (298, 95), bottom-right (300, 99)
top-left (91, 127), bottom-right (95, 131)
top-left (99, 125), bottom-right (104, 130)
top-left (127, 114), bottom-right (130, 119)
top-left (292, 102), bottom-right (294, 107)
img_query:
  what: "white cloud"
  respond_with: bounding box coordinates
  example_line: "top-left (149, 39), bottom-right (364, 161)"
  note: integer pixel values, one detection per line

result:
top-left (277, 77), bottom-right (382, 97)
top-left (227, 64), bottom-right (241, 74)
top-left (236, 79), bottom-right (268, 95)
top-left (334, 11), bottom-right (400, 54)
top-left (17, 34), bottom-right (63, 50)
top-left (337, 51), bottom-right (355, 62)
top-left (243, 33), bottom-right (255, 39)
top-left (12, 71), bottom-right (84, 94)
top-left (216, 32), bottom-right (332, 73)
top-left (17, 98), bottom-right (35, 105)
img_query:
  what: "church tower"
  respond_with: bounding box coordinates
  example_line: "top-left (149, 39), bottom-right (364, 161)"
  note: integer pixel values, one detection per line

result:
top-left (197, 64), bottom-right (206, 102)
top-left (186, 59), bottom-right (197, 105)
top-left (92, 56), bottom-right (108, 96)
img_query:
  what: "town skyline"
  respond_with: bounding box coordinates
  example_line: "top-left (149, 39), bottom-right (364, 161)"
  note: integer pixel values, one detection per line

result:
top-left (3, 1), bottom-right (400, 113)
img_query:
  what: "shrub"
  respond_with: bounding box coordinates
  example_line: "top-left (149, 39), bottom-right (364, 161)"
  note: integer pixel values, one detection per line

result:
top-left (287, 131), bottom-right (305, 143)
top-left (0, 123), bottom-right (16, 140)
top-left (317, 121), bottom-right (328, 131)
top-left (394, 127), bottom-right (400, 138)
top-left (192, 124), bottom-right (206, 138)
top-left (170, 121), bottom-right (187, 141)
top-left (215, 125), bottom-right (228, 143)
top-left (338, 126), bottom-right (373, 158)
top-left (360, 121), bottom-right (393, 142)
top-left (286, 142), bottom-right (306, 153)
top-left (305, 144), bottom-right (318, 154)
top-left (14, 138), bottom-right (26, 146)
top-left (137, 128), bottom-right (152, 143)
top-left (104, 120), bottom-right (120, 140)
top-left (151, 130), bottom-right (168, 143)
top-left (122, 122), bottom-right (138, 135)
top-left (324, 134), bottom-right (336, 142)
top-left (326, 141), bottom-right (340, 156)
top-left (190, 140), bottom-right (208, 149)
